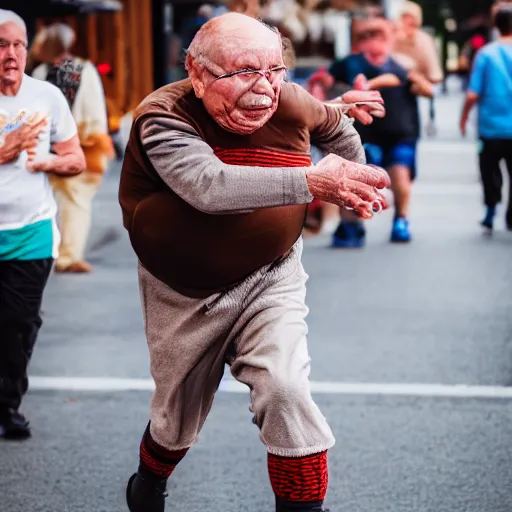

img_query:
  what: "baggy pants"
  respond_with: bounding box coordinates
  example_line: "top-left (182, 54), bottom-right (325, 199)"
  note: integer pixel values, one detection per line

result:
top-left (0, 258), bottom-right (53, 411)
top-left (139, 239), bottom-right (335, 457)
top-left (50, 172), bottom-right (102, 269)
top-left (479, 138), bottom-right (512, 209)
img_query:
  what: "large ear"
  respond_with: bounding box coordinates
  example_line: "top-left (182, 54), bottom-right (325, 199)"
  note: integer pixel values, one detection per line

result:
top-left (186, 54), bottom-right (206, 99)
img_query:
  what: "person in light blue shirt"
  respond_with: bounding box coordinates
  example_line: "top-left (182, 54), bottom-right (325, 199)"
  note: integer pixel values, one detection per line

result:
top-left (460, 5), bottom-right (512, 231)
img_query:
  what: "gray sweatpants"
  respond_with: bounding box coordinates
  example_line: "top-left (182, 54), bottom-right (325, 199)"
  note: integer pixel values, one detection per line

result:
top-left (138, 239), bottom-right (335, 457)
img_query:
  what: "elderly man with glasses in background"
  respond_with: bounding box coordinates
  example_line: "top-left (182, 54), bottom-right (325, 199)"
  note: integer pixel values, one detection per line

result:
top-left (120, 12), bottom-right (390, 512)
top-left (0, 9), bottom-right (85, 440)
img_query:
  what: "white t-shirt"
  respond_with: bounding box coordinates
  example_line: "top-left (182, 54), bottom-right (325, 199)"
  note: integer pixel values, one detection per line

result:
top-left (0, 74), bottom-right (77, 231)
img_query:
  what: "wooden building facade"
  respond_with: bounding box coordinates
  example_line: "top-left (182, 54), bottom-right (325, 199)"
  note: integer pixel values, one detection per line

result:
top-left (35, 0), bottom-right (156, 119)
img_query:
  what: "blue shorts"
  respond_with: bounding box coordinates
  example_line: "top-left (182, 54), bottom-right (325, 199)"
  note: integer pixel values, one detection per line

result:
top-left (364, 140), bottom-right (418, 180)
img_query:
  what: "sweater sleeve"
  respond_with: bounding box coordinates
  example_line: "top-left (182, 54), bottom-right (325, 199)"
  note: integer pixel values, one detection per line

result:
top-left (139, 115), bottom-right (313, 215)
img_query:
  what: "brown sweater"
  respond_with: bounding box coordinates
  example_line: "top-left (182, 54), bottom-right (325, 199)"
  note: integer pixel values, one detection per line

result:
top-left (119, 79), bottom-right (364, 296)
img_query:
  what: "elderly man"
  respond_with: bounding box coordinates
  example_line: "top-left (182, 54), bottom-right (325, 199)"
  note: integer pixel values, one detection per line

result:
top-left (0, 9), bottom-right (85, 440)
top-left (32, 22), bottom-right (113, 273)
top-left (120, 13), bottom-right (389, 512)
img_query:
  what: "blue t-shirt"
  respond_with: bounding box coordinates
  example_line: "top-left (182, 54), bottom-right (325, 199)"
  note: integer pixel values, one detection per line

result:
top-left (329, 53), bottom-right (419, 144)
top-left (468, 42), bottom-right (512, 139)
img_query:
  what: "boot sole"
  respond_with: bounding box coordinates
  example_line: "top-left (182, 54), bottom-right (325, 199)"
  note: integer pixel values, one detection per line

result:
top-left (0, 425), bottom-right (31, 440)
top-left (126, 473), bottom-right (137, 512)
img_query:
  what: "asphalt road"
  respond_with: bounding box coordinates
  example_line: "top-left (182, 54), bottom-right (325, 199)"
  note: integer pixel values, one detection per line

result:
top-left (1, 92), bottom-right (512, 512)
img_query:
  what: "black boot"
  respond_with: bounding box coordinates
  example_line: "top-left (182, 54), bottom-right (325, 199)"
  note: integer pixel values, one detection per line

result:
top-left (0, 408), bottom-right (31, 440)
top-left (506, 208), bottom-right (512, 231)
top-left (126, 469), bottom-right (168, 512)
top-left (275, 497), bottom-right (329, 512)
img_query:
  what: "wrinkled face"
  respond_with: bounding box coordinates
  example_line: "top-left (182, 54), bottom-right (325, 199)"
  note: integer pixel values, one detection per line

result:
top-left (401, 13), bottom-right (419, 38)
top-left (192, 32), bottom-right (286, 134)
top-left (0, 22), bottom-right (27, 87)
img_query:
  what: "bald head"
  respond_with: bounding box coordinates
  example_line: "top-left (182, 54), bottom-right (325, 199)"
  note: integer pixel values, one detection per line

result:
top-left (185, 12), bottom-right (286, 136)
top-left (187, 13), bottom-right (280, 70)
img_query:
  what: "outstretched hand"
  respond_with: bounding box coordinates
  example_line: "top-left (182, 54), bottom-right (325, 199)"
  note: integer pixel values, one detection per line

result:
top-left (326, 89), bottom-right (386, 125)
top-left (306, 154), bottom-right (391, 219)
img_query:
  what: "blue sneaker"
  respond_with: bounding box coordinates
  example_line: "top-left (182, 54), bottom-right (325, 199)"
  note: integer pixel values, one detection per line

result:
top-left (481, 206), bottom-right (496, 230)
top-left (331, 222), bottom-right (366, 248)
top-left (390, 217), bottom-right (411, 243)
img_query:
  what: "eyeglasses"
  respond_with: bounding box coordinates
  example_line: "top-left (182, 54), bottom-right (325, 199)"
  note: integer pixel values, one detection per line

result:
top-left (211, 66), bottom-right (287, 83)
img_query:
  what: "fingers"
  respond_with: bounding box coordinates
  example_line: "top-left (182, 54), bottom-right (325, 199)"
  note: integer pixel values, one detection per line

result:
top-left (343, 180), bottom-right (389, 216)
top-left (344, 162), bottom-right (391, 189)
top-left (343, 101), bottom-right (385, 124)
top-left (353, 74), bottom-right (369, 91)
top-left (21, 116), bottom-right (47, 139)
top-left (26, 158), bottom-right (47, 173)
top-left (335, 191), bottom-right (373, 219)
top-left (21, 137), bottom-right (39, 151)
top-left (367, 104), bottom-right (386, 118)
top-left (348, 108), bottom-right (374, 125)
top-left (341, 90), bottom-right (384, 105)
top-left (25, 112), bottom-right (47, 128)
top-left (345, 179), bottom-right (388, 207)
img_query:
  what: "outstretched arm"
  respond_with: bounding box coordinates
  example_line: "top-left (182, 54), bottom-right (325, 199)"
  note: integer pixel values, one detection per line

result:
top-left (140, 116), bottom-right (313, 215)
top-left (140, 109), bottom-right (389, 218)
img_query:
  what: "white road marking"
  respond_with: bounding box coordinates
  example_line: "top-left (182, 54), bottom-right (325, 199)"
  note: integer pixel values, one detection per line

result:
top-left (419, 141), bottom-right (477, 154)
top-left (29, 376), bottom-right (512, 399)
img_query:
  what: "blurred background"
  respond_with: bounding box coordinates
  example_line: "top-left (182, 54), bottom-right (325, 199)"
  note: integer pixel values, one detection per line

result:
top-left (2, 0), bottom-right (503, 125)
top-left (2, 2), bottom-right (512, 512)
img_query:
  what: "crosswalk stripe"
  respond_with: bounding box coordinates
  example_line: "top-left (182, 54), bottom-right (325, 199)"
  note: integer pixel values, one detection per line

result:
top-left (29, 376), bottom-right (512, 399)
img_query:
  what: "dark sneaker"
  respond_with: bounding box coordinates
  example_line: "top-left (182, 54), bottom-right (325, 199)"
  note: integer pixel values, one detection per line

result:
top-left (331, 221), bottom-right (366, 248)
top-left (506, 208), bottom-right (512, 231)
top-left (0, 409), bottom-right (31, 440)
top-left (481, 206), bottom-right (496, 231)
top-left (390, 217), bottom-right (412, 243)
top-left (276, 496), bottom-right (330, 511)
top-left (126, 472), bottom-right (168, 512)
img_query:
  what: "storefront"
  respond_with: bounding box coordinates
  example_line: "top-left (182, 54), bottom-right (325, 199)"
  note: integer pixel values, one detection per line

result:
top-left (14, 0), bottom-right (155, 118)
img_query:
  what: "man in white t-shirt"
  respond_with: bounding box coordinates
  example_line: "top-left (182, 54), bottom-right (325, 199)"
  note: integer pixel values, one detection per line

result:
top-left (0, 9), bottom-right (85, 440)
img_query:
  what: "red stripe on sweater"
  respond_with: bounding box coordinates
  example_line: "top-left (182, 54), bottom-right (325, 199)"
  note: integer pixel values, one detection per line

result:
top-left (213, 147), bottom-right (312, 168)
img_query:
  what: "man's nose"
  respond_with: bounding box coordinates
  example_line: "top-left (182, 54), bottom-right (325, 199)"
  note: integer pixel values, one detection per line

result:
top-left (6, 46), bottom-right (16, 58)
top-left (251, 74), bottom-right (275, 97)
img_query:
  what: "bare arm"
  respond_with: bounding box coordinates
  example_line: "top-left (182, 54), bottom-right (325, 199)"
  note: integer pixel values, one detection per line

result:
top-left (460, 91), bottom-right (479, 136)
top-left (408, 70), bottom-right (434, 98)
top-left (27, 134), bottom-right (86, 176)
top-left (141, 117), bottom-right (313, 215)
